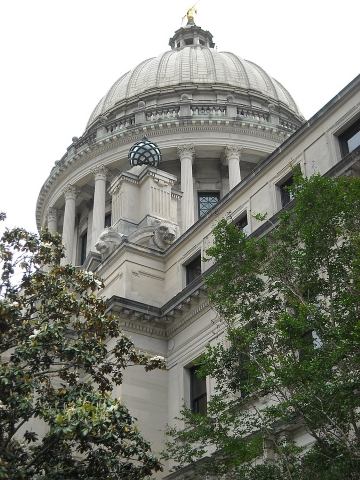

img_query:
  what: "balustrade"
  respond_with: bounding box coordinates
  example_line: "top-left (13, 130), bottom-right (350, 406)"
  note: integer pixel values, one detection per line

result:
top-left (106, 115), bottom-right (135, 134)
top-left (279, 118), bottom-right (299, 132)
top-left (74, 131), bottom-right (97, 149)
top-left (190, 105), bottom-right (226, 116)
top-left (237, 107), bottom-right (269, 122)
top-left (146, 107), bottom-right (179, 122)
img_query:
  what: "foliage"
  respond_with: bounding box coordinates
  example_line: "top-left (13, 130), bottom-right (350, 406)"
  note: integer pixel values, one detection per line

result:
top-left (0, 219), bottom-right (165, 479)
top-left (164, 172), bottom-right (360, 479)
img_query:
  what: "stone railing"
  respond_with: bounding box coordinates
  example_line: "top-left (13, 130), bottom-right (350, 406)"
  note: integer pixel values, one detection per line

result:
top-left (146, 107), bottom-right (180, 121)
top-left (279, 118), bottom-right (299, 132)
top-left (106, 115), bottom-right (136, 134)
top-left (237, 107), bottom-right (269, 122)
top-left (190, 105), bottom-right (226, 116)
top-left (66, 105), bottom-right (300, 162)
top-left (74, 131), bottom-right (97, 149)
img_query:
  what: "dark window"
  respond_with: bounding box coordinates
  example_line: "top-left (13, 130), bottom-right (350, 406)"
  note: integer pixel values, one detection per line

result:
top-left (339, 119), bottom-right (360, 157)
top-left (232, 335), bottom-right (258, 396)
top-left (198, 192), bottom-right (220, 217)
top-left (280, 177), bottom-right (294, 208)
top-left (236, 214), bottom-right (249, 235)
top-left (190, 366), bottom-right (207, 415)
top-left (184, 38), bottom-right (193, 45)
top-left (299, 330), bottom-right (322, 362)
top-left (104, 212), bottom-right (111, 228)
top-left (199, 40), bottom-right (205, 46)
top-left (80, 230), bottom-right (87, 265)
top-left (186, 255), bottom-right (201, 285)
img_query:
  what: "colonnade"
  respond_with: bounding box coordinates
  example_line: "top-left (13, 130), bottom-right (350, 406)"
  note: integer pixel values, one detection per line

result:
top-left (46, 144), bottom-right (242, 263)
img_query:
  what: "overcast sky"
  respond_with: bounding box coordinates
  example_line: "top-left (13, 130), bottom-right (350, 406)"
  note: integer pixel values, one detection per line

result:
top-left (0, 0), bottom-right (358, 234)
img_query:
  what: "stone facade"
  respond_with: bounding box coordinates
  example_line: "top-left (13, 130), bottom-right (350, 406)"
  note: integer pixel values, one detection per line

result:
top-left (36, 19), bottom-right (360, 479)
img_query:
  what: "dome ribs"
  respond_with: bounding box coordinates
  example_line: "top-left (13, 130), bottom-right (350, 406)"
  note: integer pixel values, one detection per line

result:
top-left (156, 51), bottom-right (175, 86)
top-left (85, 41), bottom-right (303, 128)
top-left (103, 70), bottom-right (132, 114)
top-left (203, 48), bottom-right (221, 83)
top-left (190, 47), bottom-right (211, 82)
top-left (126, 58), bottom-right (155, 99)
top-left (180, 47), bottom-right (192, 84)
top-left (87, 96), bottom-right (106, 127)
top-left (272, 78), bottom-right (302, 116)
top-left (219, 52), bottom-right (248, 88)
top-left (246, 61), bottom-right (279, 101)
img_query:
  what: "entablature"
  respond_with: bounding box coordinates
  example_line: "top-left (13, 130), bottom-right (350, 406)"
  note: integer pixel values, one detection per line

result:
top-left (107, 275), bottom-right (209, 340)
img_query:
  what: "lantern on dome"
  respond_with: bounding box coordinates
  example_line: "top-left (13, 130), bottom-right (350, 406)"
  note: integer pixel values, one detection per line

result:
top-left (128, 136), bottom-right (162, 168)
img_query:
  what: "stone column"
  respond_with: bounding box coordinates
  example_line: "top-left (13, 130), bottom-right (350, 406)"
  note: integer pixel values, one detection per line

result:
top-left (61, 184), bottom-right (80, 265)
top-left (224, 145), bottom-right (243, 190)
top-left (178, 144), bottom-right (195, 232)
top-left (47, 207), bottom-right (59, 234)
top-left (91, 165), bottom-right (108, 251)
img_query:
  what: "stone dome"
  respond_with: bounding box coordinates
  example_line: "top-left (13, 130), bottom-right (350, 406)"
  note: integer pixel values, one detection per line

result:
top-left (36, 22), bottom-right (305, 237)
top-left (86, 25), bottom-right (303, 129)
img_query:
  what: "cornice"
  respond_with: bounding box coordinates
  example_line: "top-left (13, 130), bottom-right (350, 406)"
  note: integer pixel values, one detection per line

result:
top-left (36, 119), bottom-right (291, 229)
top-left (106, 277), bottom-right (210, 339)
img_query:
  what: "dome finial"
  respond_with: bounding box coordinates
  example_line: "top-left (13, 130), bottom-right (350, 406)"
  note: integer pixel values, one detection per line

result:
top-left (183, 2), bottom-right (199, 26)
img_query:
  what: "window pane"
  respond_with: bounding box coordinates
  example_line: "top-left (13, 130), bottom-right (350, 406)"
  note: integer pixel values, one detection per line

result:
top-left (339, 119), bottom-right (360, 157)
top-left (198, 192), bottom-right (220, 217)
top-left (194, 394), bottom-right (207, 415)
top-left (190, 366), bottom-right (207, 415)
top-left (347, 130), bottom-right (360, 153)
top-left (186, 255), bottom-right (201, 285)
top-left (80, 231), bottom-right (87, 264)
top-left (104, 212), bottom-right (112, 228)
top-left (236, 215), bottom-right (249, 235)
top-left (280, 177), bottom-right (293, 208)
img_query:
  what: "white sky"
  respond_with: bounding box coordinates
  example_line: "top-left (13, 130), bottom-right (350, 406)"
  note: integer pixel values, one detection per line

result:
top-left (0, 0), bottom-right (358, 234)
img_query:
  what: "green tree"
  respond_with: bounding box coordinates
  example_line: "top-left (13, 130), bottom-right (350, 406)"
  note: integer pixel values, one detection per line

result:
top-left (164, 172), bottom-right (360, 479)
top-left (0, 219), bottom-right (165, 479)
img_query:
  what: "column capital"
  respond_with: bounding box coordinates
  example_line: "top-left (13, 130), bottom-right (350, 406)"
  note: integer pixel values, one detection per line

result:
top-left (224, 144), bottom-right (243, 164)
top-left (47, 207), bottom-right (61, 222)
top-left (91, 164), bottom-right (108, 181)
top-left (62, 184), bottom-right (80, 201)
top-left (177, 144), bottom-right (195, 162)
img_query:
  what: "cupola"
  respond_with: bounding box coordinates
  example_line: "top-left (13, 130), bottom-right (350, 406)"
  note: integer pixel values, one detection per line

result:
top-left (168, 23), bottom-right (215, 49)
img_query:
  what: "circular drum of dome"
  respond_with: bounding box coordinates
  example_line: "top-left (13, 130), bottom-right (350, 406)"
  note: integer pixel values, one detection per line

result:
top-left (128, 136), bottom-right (162, 168)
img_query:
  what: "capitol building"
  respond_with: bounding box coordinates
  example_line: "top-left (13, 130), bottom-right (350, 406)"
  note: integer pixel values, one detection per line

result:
top-left (36, 12), bottom-right (360, 478)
